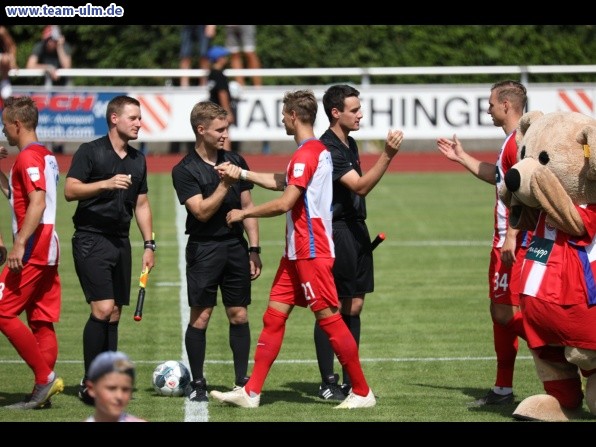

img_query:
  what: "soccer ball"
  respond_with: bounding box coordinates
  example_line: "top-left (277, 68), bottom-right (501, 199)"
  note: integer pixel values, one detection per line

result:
top-left (152, 360), bottom-right (191, 397)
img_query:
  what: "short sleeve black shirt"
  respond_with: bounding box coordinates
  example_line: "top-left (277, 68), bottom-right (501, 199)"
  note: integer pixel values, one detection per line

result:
top-left (66, 135), bottom-right (149, 237)
top-left (320, 128), bottom-right (367, 222)
top-left (171, 149), bottom-right (253, 239)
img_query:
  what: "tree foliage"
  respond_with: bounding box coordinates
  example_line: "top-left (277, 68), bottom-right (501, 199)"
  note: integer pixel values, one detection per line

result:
top-left (7, 25), bottom-right (596, 87)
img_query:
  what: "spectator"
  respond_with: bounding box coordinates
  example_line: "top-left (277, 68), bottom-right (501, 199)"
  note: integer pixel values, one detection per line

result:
top-left (26, 25), bottom-right (73, 153)
top-left (224, 25), bottom-right (262, 87)
top-left (0, 26), bottom-right (17, 101)
top-left (83, 351), bottom-right (146, 422)
top-left (207, 45), bottom-right (237, 152)
top-left (179, 25), bottom-right (216, 87)
top-left (224, 25), bottom-right (268, 154)
top-left (26, 25), bottom-right (72, 88)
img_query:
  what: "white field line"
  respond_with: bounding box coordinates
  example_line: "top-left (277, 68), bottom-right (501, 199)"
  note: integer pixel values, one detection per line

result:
top-left (175, 196), bottom-right (210, 422)
top-left (0, 355), bottom-right (534, 365)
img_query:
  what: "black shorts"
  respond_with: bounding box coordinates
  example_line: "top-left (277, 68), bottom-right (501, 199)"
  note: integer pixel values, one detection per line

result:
top-left (72, 231), bottom-right (132, 305)
top-left (332, 220), bottom-right (374, 299)
top-left (186, 237), bottom-right (251, 308)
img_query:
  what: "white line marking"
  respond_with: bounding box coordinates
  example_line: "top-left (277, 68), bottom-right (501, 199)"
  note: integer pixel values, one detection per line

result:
top-left (175, 194), bottom-right (209, 422)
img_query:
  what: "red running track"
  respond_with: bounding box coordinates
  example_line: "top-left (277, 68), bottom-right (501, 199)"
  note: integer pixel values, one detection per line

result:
top-left (11, 152), bottom-right (496, 174)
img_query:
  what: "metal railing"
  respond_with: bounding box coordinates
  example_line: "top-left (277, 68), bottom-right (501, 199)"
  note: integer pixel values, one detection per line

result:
top-left (9, 65), bottom-right (596, 86)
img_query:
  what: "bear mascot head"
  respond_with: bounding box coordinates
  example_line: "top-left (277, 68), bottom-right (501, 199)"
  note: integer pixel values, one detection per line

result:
top-left (500, 110), bottom-right (596, 421)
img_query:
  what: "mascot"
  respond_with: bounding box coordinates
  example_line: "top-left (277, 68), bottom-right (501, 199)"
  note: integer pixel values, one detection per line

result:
top-left (499, 110), bottom-right (596, 421)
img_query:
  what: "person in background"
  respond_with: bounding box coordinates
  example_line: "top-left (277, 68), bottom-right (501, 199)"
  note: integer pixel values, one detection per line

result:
top-left (26, 25), bottom-right (73, 153)
top-left (64, 95), bottom-right (155, 407)
top-left (26, 25), bottom-right (72, 88)
top-left (313, 84), bottom-right (403, 400)
top-left (207, 46), bottom-right (236, 152)
top-left (171, 100), bottom-right (261, 402)
top-left (84, 351), bottom-right (146, 422)
top-left (437, 80), bottom-right (530, 407)
top-left (210, 89), bottom-right (376, 409)
top-left (179, 25), bottom-right (216, 88)
top-left (0, 26), bottom-right (17, 101)
top-left (0, 96), bottom-right (64, 410)
top-left (224, 25), bottom-right (265, 153)
top-left (224, 25), bottom-right (262, 87)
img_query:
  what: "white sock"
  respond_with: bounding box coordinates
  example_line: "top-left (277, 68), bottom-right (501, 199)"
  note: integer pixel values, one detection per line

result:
top-left (493, 386), bottom-right (512, 395)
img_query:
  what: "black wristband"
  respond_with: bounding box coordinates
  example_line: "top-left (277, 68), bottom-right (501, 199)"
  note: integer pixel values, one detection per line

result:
top-left (248, 246), bottom-right (261, 254)
top-left (144, 240), bottom-right (156, 251)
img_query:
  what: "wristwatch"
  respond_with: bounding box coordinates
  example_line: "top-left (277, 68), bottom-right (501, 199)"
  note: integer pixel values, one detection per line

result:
top-left (248, 246), bottom-right (261, 254)
top-left (144, 239), bottom-right (157, 252)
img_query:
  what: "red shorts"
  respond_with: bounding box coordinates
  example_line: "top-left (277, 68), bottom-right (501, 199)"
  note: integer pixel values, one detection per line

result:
top-left (0, 263), bottom-right (61, 322)
top-left (269, 256), bottom-right (339, 312)
top-left (487, 245), bottom-right (527, 306)
top-left (521, 295), bottom-right (596, 350)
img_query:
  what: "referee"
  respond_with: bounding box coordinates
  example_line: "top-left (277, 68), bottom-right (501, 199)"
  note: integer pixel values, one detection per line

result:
top-left (172, 101), bottom-right (261, 402)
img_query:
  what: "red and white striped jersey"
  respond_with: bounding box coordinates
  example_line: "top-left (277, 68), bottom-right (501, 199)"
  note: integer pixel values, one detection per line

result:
top-left (284, 138), bottom-right (334, 260)
top-left (521, 205), bottom-right (596, 306)
top-left (9, 143), bottom-right (60, 266)
top-left (494, 130), bottom-right (520, 248)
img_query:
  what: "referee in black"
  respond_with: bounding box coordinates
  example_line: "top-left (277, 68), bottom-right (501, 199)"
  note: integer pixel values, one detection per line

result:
top-left (64, 95), bottom-right (156, 406)
top-left (172, 101), bottom-right (262, 402)
top-left (313, 85), bottom-right (403, 400)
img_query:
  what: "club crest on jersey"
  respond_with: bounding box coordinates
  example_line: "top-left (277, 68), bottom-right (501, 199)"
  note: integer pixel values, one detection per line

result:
top-left (26, 167), bottom-right (40, 182)
top-left (293, 163), bottom-right (305, 178)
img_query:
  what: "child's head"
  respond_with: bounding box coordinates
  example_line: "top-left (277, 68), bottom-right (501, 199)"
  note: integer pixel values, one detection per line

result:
top-left (88, 351), bottom-right (136, 384)
top-left (87, 351), bottom-right (136, 420)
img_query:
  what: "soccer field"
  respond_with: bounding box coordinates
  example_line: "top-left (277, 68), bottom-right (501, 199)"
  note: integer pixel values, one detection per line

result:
top-left (0, 165), bottom-right (592, 425)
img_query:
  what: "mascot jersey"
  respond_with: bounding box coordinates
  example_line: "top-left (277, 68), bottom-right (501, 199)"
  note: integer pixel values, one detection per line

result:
top-left (494, 130), bottom-right (531, 249)
top-left (522, 205), bottom-right (596, 307)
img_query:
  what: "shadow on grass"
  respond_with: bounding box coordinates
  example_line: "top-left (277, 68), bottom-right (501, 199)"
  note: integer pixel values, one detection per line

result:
top-left (412, 382), bottom-right (517, 417)
top-left (412, 382), bottom-right (595, 421)
top-left (282, 380), bottom-right (343, 404)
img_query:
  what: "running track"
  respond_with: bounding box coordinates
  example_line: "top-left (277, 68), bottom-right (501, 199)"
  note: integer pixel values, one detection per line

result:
top-left (13, 151), bottom-right (497, 174)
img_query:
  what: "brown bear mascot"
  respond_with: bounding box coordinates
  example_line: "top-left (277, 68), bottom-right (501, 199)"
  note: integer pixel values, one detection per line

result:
top-left (499, 110), bottom-right (596, 421)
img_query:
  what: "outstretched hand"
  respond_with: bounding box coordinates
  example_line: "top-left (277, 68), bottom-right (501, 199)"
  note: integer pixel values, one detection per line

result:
top-left (436, 134), bottom-right (464, 162)
top-left (385, 129), bottom-right (404, 154)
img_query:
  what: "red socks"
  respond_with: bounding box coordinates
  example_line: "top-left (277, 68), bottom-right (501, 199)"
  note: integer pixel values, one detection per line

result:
top-left (318, 313), bottom-right (369, 396)
top-left (246, 307), bottom-right (288, 395)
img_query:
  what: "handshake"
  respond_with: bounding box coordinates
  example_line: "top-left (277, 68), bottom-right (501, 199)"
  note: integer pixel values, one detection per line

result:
top-left (215, 161), bottom-right (244, 185)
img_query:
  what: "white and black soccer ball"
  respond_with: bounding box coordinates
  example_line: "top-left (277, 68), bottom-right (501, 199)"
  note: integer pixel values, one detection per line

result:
top-left (152, 360), bottom-right (191, 397)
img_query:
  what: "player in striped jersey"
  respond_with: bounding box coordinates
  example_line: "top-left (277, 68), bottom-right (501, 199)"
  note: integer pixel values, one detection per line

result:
top-left (437, 80), bottom-right (530, 406)
top-left (0, 96), bottom-right (64, 409)
top-left (211, 89), bottom-right (375, 409)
